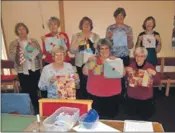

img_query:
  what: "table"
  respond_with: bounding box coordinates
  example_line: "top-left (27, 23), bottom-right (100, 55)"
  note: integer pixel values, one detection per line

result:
top-left (1, 114), bottom-right (164, 132)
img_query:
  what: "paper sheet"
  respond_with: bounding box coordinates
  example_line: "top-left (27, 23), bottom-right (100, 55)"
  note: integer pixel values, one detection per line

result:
top-left (124, 120), bottom-right (153, 132)
top-left (73, 121), bottom-right (121, 132)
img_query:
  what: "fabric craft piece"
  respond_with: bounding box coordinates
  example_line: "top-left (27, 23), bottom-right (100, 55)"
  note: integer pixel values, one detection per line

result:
top-left (45, 37), bottom-right (67, 52)
top-left (56, 75), bottom-right (76, 100)
top-left (142, 34), bottom-right (156, 48)
top-left (87, 60), bottom-right (103, 75)
top-left (112, 29), bottom-right (127, 47)
top-left (128, 69), bottom-right (153, 87)
top-left (104, 58), bottom-right (124, 78)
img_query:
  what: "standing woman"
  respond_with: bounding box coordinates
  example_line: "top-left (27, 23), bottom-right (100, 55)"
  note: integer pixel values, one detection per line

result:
top-left (9, 23), bottom-right (42, 113)
top-left (70, 16), bottom-right (100, 99)
top-left (41, 16), bottom-right (70, 66)
top-left (136, 16), bottom-right (162, 66)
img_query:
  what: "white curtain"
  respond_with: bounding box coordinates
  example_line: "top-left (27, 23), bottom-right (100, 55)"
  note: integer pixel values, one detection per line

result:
top-left (1, 27), bottom-right (10, 75)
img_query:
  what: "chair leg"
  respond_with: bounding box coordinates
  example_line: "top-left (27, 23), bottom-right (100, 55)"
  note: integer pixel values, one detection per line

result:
top-left (165, 80), bottom-right (170, 97)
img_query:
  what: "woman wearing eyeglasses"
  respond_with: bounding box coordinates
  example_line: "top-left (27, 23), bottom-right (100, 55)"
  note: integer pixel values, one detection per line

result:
top-left (125, 47), bottom-right (160, 120)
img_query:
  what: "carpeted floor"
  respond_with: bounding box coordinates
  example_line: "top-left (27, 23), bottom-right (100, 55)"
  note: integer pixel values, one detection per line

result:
top-left (114, 87), bottom-right (175, 132)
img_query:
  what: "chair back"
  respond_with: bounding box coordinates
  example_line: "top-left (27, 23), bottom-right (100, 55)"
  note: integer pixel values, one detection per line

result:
top-left (1, 60), bottom-right (15, 75)
top-left (39, 99), bottom-right (93, 116)
top-left (1, 93), bottom-right (35, 115)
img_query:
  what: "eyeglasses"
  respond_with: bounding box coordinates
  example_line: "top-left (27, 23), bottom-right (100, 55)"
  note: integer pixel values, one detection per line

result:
top-left (135, 55), bottom-right (145, 58)
top-left (100, 47), bottom-right (109, 51)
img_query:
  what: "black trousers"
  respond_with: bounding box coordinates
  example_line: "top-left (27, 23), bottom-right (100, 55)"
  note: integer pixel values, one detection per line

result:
top-left (120, 56), bottom-right (130, 101)
top-left (125, 97), bottom-right (156, 120)
top-left (88, 93), bottom-right (120, 119)
top-left (76, 66), bottom-right (88, 99)
top-left (18, 70), bottom-right (41, 114)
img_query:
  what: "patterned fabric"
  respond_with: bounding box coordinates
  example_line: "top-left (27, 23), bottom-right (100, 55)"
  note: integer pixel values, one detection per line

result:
top-left (172, 15), bottom-right (175, 48)
top-left (106, 24), bottom-right (133, 57)
top-left (9, 38), bottom-right (42, 74)
top-left (38, 63), bottom-right (79, 98)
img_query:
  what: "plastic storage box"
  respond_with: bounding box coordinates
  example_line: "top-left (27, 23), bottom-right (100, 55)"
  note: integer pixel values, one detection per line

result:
top-left (43, 107), bottom-right (80, 131)
top-left (79, 113), bottom-right (99, 129)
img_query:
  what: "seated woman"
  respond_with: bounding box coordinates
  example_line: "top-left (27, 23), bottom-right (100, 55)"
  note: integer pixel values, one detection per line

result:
top-left (83, 38), bottom-right (125, 119)
top-left (38, 46), bottom-right (79, 99)
top-left (125, 47), bottom-right (160, 120)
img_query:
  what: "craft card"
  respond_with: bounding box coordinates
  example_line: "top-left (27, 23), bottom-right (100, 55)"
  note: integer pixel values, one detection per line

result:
top-left (104, 58), bottom-right (124, 78)
top-left (45, 37), bottom-right (67, 52)
top-left (56, 75), bottom-right (76, 100)
top-left (87, 60), bottom-right (103, 75)
top-left (112, 29), bottom-right (127, 47)
top-left (142, 34), bottom-right (156, 48)
top-left (128, 69), bottom-right (153, 87)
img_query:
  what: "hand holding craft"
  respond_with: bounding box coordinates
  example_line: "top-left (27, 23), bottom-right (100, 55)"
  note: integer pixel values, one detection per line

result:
top-left (147, 68), bottom-right (156, 76)
top-left (50, 76), bottom-right (57, 84)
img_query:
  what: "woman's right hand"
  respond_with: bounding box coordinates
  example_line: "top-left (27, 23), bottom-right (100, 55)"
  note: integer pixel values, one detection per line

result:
top-left (87, 56), bottom-right (97, 62)
top-left (138, 35), bottom-right (143, 42)
top-left (106, 31), bottom-right (113, 39)
top-left (50, 76), bottom-right (57, 84)
top-left (125, 67), bottom-right (134, 73)
top-left (41, 36), bottom-right (46, 42)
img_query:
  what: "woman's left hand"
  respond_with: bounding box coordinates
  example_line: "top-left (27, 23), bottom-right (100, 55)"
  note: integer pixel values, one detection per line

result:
top-left (109, 56), bottom-right (116, 60)
top-left (73, 73), bottom-right (79, 80)
top-left (147, 68), bottom-right (156, 76)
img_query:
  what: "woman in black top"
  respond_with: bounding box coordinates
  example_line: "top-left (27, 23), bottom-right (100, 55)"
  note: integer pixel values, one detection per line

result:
top-left (136, 16), bottom-right (162, 66)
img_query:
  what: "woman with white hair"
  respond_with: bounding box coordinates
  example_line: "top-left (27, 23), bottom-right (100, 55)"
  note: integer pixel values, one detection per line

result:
top-left (125, 47), bottom-right (160, 120)
top-left (38, 46), bottom-right (79, 99)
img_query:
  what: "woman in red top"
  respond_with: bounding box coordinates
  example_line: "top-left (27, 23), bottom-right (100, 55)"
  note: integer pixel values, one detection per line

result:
top-left (125, 47), bottom-right (160, 120)
top-left (41, 16), bottom-right (70, 66)
top-left (83, 38), bottom-right (125, 119)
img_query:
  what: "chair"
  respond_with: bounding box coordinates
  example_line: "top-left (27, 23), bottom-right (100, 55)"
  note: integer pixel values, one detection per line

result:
top-left (1, 93), bottom-right (35, 115)
top-left (39, 98), bottom-right (93, 116)
top-left (1, 60), bottom-right (20, 93)
top-left (162, 57), bottom-right (175, 96)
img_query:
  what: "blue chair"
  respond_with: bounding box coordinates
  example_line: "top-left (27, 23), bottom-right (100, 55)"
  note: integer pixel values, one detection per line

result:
top-left (1, 93), bottom-right (35, 115)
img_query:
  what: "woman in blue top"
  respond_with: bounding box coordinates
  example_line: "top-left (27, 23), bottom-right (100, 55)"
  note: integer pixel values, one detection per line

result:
top-left (136, 16), bottom-right (162, 66)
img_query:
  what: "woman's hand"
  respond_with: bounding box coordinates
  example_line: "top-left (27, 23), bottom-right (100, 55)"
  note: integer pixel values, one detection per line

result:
top-left (87, 56), bottom-right (97, 62)
top-left (67, 51), bottom-right (75, 58)
top-left (50, 76), bottom-right (57, 84)
top-left (147, 68), bottom-right (156, 76)
top-left (106, 31), bottom-right (113, 39)
top-left (109, 56), bottom-right (116, 60)
top-left (41, 36), bottom-right (46, 42)
top-left (125, 67), bottom-right (134, 73)
top-left (73, 73), bottom-right (79, 80)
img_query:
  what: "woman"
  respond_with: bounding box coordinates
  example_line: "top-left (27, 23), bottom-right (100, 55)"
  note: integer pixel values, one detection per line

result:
top-left (38, 46), bottom-right (79, 99)
top-left (136, 16), bottom-right (162, 66)
top-left (41, 16), bottom-right (70, 66)
top-left (106, 7), bottom-right (134, 100)
top-left (9, 23), bottom-right (42, 114)
top-left (106, 7), bottom-right (134, 66)
top-left (125, 47), bottom-right (160, 120)
top-left (70, 16), bottom-right (100, 99)
top-left (83, 38), bottom-right (125, 119)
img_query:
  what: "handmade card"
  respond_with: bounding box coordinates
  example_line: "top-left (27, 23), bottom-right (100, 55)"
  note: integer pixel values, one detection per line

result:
top-left (104, 58), bottom-right (124, 78)
top-left (45, 37), bottom-right (67, 52)
top-left (112, 29), bottom-right (127, 47)
top-left (142, 34), bottom-right (156, 48)
top-left (56, 75), bottom-right (76, 100)
top-left (87, 60), bottom-right (103, 75)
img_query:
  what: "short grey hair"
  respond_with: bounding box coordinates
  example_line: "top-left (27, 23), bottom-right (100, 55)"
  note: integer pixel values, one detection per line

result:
top-left (97, 38), bottom-right (112, 53)
top-left (47, 16), bottom-right (60, 27)
top-left (134, 47), bottom-right (148, 58)
top-left (51, 46), bottom-right (66, 57)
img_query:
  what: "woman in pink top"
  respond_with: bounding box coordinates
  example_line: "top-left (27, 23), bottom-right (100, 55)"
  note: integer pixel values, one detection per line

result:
top-left (83, 38), bottom-right (125, 119)
top-left (125, 47), bottom-right (160, 120)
